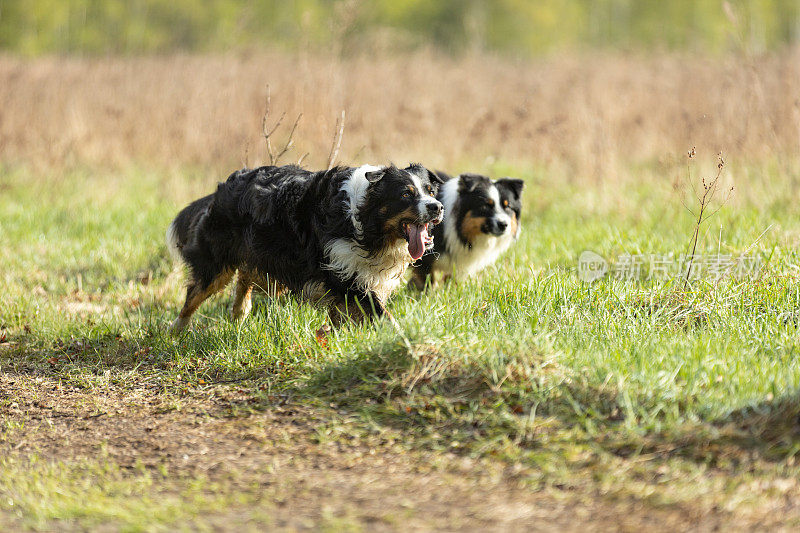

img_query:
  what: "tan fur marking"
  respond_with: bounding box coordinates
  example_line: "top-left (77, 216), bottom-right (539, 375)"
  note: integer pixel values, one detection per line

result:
top-left (171, 268), bottom-right (235, 332)
top-left (302, 280), bottom-right (333, 304)
top-left (231, 270), bottom-right (254, 321)
top-left (508, 212), bottom-right (518, 237)
top-left (461, 211), bottom-right (487, 244)
top-left (233, 270), bottom-right (287, 321)
top-left (382, 206), bottom-right (420, 235)
top-left (248, 272), bottom-right (286, 299)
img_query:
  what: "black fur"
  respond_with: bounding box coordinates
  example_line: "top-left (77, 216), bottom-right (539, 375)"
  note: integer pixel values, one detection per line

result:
top-left (168, 164), bottom-right (443, 330)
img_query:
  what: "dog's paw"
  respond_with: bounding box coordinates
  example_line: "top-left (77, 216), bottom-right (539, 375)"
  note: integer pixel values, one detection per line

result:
top-left (169, 316), bottom-right (190, 334)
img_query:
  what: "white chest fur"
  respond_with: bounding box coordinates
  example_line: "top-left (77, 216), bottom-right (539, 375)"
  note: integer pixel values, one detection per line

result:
top-left (324, 238), bottom-right (411, 302)
top-left (434, 231), bottom-right (515, 278)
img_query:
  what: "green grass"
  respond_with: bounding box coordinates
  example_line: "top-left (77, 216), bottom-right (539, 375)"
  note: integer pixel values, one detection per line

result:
top-left (3, 158), bottom-right (800, 528)
top-left (0, 455), bottom-right (259, 531)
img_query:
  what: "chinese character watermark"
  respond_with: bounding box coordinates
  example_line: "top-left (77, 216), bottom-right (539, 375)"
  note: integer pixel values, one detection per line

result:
top-left (577, 251), bottom-right (762, 282)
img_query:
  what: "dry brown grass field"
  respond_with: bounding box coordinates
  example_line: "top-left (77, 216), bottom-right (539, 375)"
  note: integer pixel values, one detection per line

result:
top-left (2, 49), bottom-right (798, 175)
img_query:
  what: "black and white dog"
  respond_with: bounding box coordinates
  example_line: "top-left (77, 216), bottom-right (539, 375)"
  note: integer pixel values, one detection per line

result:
top-left (167, 164), bottom-right (443, 331)
top-left (410, 172), bottom-right (523, 289)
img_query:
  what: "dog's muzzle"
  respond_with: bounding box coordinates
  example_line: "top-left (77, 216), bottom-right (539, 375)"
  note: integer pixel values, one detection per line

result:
top-left (420, 198), bottom-right (444, 225)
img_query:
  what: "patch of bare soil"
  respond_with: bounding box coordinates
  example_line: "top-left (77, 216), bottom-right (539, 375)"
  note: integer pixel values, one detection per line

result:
top-left (0, 371), bottom-right (763, 531)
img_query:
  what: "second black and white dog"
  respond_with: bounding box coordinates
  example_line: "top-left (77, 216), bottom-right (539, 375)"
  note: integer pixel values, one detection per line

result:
top-left (167, 163), bottom-right (443, 331)
top-left (410, 172), bottom-right (523, 289)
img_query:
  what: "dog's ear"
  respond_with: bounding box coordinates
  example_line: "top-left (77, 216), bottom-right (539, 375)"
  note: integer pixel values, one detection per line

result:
top-left (495, 178), bottom-right (524, 200)
top-left (460, 173), bottom-right (482, 193)
top-left (429, 169), bottom-right (446, 185)
top-left (365, 170), bottom-right (384, 183)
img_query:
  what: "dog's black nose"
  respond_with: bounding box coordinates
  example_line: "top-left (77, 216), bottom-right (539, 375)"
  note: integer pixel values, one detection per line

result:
top-left (427, 202), bottom-right (443, 217)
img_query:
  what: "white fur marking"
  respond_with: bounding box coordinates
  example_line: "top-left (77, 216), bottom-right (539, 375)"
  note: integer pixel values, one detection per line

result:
top-left (166, 220), bottom-right (183, 264)
top-left (408, 171), bottom-right (424, 193)
top-left (408, 171), bottom-right (428, 218)
top-left (439, 177), bottom-right (462, 258)
top-left (489, 185), bottom-right (511, 225)
top-left (324, 238), bottom-right (411, 303)
top-left (340, 164), bottom-right (382, 238)
top-left (407, 168), bottom-right (441, 218)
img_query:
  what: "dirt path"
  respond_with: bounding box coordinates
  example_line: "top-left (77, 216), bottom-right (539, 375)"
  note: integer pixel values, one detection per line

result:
top-left (0, 371), bottom-right (745, 531)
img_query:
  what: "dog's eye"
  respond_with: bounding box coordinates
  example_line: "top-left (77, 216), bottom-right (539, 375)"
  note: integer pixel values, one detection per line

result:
top-left (486, 200), bottom-right (494, 208)
top-left (503, 200), bottom-right (509, 207)
top-left (426, 186), bottom-right (433, 194)
top-left (402, 191), bottom-right (412, 199)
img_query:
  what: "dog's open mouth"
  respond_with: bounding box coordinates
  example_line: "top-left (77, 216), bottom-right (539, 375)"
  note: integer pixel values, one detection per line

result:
top-left (402, 222), bottom-right (434, 261)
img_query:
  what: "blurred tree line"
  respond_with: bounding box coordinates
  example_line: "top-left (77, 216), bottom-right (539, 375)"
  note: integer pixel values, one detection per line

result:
top-left (1, 0), bottom-right (798, 56)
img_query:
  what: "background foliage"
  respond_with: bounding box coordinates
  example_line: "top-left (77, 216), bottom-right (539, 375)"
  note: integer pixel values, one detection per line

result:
top-left (1, 0), bottom-right (799, 56)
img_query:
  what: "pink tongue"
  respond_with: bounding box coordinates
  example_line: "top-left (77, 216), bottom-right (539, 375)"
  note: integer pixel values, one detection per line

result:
top-left (407, 224), bottom-right (428, 261)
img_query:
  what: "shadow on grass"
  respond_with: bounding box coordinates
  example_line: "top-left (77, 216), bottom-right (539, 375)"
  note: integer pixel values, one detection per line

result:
top-left (301, 342), bottom-right (800, 469)
top-left (0, 296), bottom-right (309, 394)
top-left (660, 394), bottom-right (800, 464)
top-left (4, 311), bottom-right (799, 471)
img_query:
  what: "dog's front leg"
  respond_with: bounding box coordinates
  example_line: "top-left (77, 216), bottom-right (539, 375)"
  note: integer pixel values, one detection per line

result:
top-left (327, 290), bottom-right (387, 327)
top-left (407, 268), bottom-right (430, 291)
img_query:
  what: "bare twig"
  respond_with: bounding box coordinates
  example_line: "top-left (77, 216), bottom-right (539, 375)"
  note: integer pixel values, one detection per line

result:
top-left (261, 85), bottom-right (301, 165)
top-left (261, 85), bottom-right (281, 163)
top-left (682, 151), bottom-right (734, 289)
top-left (327, 110), bottom-right (346, 169)
top-left (242, 139), bottom-right (251, 169)
top-left (351, 144), bottom-right (367, 162)
top-left (273, 113), bottom-right (303, 163)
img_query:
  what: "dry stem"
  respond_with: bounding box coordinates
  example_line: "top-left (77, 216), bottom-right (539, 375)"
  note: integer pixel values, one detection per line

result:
top-left (327, 110), bottom-right (346, 169)
top-left (682, 150), bottom-right (734, 288)
top-left (261, 84), bottom-right (302, 166)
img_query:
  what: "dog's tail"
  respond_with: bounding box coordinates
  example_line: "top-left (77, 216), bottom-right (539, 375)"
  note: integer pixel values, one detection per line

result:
top-left (166, 193), bottom-right (215, 265)
top-left (165, 219), bottom-right (184, 264)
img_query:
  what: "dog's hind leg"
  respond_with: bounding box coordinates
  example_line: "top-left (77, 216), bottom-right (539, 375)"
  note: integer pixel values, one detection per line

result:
top-left (170, 268), bottom-right (235, 333)
top-left (235, 272), bottom-right (288, 322)
top-left (231, 270), bottom-right (254, 321)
